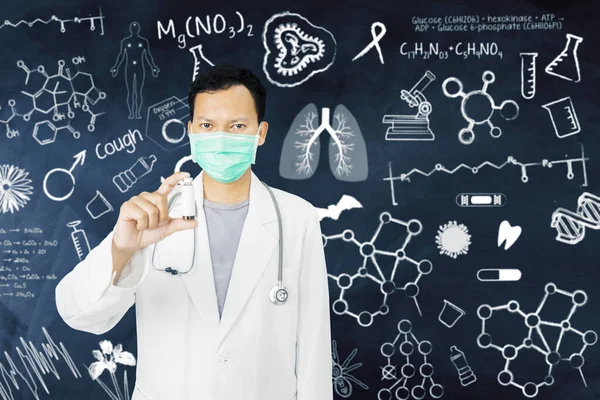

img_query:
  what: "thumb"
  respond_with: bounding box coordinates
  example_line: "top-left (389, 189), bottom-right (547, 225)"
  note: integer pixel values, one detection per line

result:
top-left (164, 218), bottom-right (198, 237)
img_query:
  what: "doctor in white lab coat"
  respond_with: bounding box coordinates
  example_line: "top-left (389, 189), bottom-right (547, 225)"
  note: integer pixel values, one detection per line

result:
top-left (55, 64), bottom-right (333, 400)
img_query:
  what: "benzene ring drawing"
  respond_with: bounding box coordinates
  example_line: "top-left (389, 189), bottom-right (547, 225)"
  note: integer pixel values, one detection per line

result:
top-left (442, 70), bottom-right (519, 145)
top-left (324, 211), bottom-right (433, 327)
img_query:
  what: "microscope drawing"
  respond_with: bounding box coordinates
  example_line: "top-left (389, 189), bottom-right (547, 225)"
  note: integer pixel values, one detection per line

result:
top-left (383, 70), bottom-right (436, 141)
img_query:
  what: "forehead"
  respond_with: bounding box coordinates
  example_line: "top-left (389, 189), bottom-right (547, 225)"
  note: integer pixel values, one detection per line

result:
top-left (193, 84), bottom-right (257, 121)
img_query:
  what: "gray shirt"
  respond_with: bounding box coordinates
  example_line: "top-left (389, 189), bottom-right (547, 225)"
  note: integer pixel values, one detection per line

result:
top-left (203, 198), bottom-right (250, 320)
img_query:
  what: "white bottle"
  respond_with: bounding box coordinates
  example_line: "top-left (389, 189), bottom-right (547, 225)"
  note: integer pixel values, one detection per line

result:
top-left (180, 177), bottom-right (195, 220)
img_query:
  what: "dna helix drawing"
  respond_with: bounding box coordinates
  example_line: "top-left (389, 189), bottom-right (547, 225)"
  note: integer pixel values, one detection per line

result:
top-left (551, 192), bottom-right (600, 245)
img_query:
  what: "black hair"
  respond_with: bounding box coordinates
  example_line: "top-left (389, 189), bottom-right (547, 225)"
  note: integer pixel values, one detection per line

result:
top-left (188, 63), bottom-right (266, 123)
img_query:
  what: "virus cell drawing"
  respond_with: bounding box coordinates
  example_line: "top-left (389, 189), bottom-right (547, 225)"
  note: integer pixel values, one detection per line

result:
top-left (378, 319), bottom-right (444, 400)
top-left (332, 339), bottom-right (369, 398)
top-left (262, 11), bottom-right (336, 87)
top-left (324, 211), bottom-right (433, 326)
top-left (477, 282), bottom-right (597, 398)
top-left (0, 165), bottom-right (34, 214)
top-left (435, 221), bottom-right (471, 259)
top-left (279, 103), bottom-right (368, 182)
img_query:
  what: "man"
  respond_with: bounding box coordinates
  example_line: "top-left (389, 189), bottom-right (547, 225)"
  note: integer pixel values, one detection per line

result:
top-left (55, 64), bottom-right (333, 400)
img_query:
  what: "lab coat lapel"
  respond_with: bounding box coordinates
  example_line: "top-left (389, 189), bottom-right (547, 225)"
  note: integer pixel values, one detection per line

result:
top-left (180, 171), bottom-right (220, 345)
top-left (215, 171), bottom-right (278, 349)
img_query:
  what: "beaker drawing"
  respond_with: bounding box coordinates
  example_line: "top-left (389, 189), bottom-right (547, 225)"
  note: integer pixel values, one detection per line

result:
top-left (438, 299), bottom-right (466, 328)
top-left (542, 96), bottom-right (580, 138)
top-left (86, 190), bottom-right (113, 219)
top-left (545, 33), bottom-right (583, 83)
top-left (113, 154), bottom-right (157, 193)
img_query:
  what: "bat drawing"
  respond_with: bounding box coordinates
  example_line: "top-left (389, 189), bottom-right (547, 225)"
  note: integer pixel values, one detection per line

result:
top-left (316, 195), bottom-right (363, 221)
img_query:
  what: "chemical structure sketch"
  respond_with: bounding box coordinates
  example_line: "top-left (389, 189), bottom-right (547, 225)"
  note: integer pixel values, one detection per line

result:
top-left (442, 70), bottom-right (519, 145)
top-left (352, 22), bottom-right (386, 64)
top-left (0, 7), bottom-right (105, 34)
top-left (545, 33), bottom-right (583, 83)
top-left (324, 211), bottom-right (433, 325)
top-left (189, 44), bottom-right (214, 82)
top-left (551, 192), bottom-right (600, 245)
top-left (262, 11), bottom-right (336, 87)
top-left (1, 60), bottom-right (106, 143)
top-left (111, 22), bottom-right (160, 119)
top-left (378, 319), bottom-right (444, 400)
top-left (332, 339), bottom-right (369, 398)
top-left (520, 53), bottom-right (538, 99)
top-left (542, 97), bottom-right (580, 139)
top-left (279, 103), bottom-right (368, 182)
top-left (0, 164), bottom-right (33, 214)
top-left (477, 282), bottom-right (598, 398)
top-left (43, 150), bottom-right (86, 202)
top-left (384, 143), bottom-right (589, 205)
top-left (456, 193), bottom-right (506, 208)
top-left (435, 221), bottom-right (471, 259)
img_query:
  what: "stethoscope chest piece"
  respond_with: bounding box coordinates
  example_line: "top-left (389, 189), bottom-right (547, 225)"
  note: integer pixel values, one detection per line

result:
top-left (269, 284), bottom-right (288, 305)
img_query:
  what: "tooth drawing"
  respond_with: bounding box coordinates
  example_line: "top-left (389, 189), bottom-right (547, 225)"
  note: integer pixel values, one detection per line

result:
top-left (497, 220), bottom-right (522, 250)
top-left (262, 11), bottom-right (336, 87)
top-left (279, 103), bottom-right (368, 182)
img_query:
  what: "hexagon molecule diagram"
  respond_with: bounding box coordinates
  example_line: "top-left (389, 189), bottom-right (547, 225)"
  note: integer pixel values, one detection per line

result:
top-left (324, 211), bottom-right (433, 327)
top-left (477, 282), bottom-right (597, 398)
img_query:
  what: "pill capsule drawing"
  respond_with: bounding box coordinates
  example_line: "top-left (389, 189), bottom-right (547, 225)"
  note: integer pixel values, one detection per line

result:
top-left (456, 193), bottom-right (506, 207)
top-left (477, 269), bottom-right (522, 282)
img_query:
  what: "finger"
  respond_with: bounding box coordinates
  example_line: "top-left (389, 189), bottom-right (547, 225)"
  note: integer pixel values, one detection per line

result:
top-left (164, 217), bottom-right (198, 237)
top-left (140, 191), bottom-right (169, 224)
top-left (155, 171), bottom-right (190, 197)
top-left (130, 196), bottom-right (160, 230)
top-left (120, 201), bottom-right (148, 230)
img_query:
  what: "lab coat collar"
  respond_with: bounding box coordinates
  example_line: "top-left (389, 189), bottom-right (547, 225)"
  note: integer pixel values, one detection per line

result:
top-left (182, 169), bottom-right (278, 352)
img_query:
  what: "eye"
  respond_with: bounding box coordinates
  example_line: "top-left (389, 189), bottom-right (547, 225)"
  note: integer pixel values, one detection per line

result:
top-left (233, 124), bottom-right (245, 130)
top-left (200, 123), bottom-right (211, 129)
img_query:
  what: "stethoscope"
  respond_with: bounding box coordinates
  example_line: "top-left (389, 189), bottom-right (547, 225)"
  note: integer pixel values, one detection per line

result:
top-left (150, 181), bottom-right (289, 306)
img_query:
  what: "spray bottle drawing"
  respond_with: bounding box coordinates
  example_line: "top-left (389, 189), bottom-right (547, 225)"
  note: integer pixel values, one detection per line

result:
top-left (450, 346), bottom-right (477, 387)
top-left (113, 155), bottom-right (157, 193)
top-left (67, 220), bottom-right (90, 262)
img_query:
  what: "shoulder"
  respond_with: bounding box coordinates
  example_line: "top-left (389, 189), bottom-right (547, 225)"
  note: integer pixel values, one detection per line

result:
top-left (266, 186), bottom-right (319, 235)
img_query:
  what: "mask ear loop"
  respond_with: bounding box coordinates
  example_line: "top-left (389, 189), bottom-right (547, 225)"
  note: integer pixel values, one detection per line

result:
top-left (251, 123), bottom-right (261, 164)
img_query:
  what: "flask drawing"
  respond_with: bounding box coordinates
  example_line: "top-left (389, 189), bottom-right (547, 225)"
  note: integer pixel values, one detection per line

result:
top-left (545, 33), bottom-right (583, 83)
top-left (450, 346), bottom-right (477, 387)
top-left (113, 154), bottom-right (157, 193)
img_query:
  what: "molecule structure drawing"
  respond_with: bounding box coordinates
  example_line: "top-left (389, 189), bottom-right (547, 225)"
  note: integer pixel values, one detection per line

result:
top-left (477, 282), bottom-right (598, 398)
top-left (0, 59), bottom-right (106, 143)
top-left (442, 70), bottom-right (519, 145)
top-left (324, 211), bottom-right (433, 327)
top-left (378, 319), bottom-right (444, 400)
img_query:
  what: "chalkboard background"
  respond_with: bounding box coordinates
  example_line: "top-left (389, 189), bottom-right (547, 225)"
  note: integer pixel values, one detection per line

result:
top-left (1, 0), bottom-right (599, 399)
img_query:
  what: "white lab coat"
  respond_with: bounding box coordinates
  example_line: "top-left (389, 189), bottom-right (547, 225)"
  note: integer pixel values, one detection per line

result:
top-left (55, 170), bottom-right (333, 400)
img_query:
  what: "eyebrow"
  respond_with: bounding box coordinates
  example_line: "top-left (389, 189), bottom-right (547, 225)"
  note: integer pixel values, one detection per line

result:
top-left (195, 116), bottom-right (249, 123)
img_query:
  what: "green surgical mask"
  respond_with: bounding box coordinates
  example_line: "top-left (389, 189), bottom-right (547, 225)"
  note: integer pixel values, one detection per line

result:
top-left (188, 126), bottom-right (260, 183)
